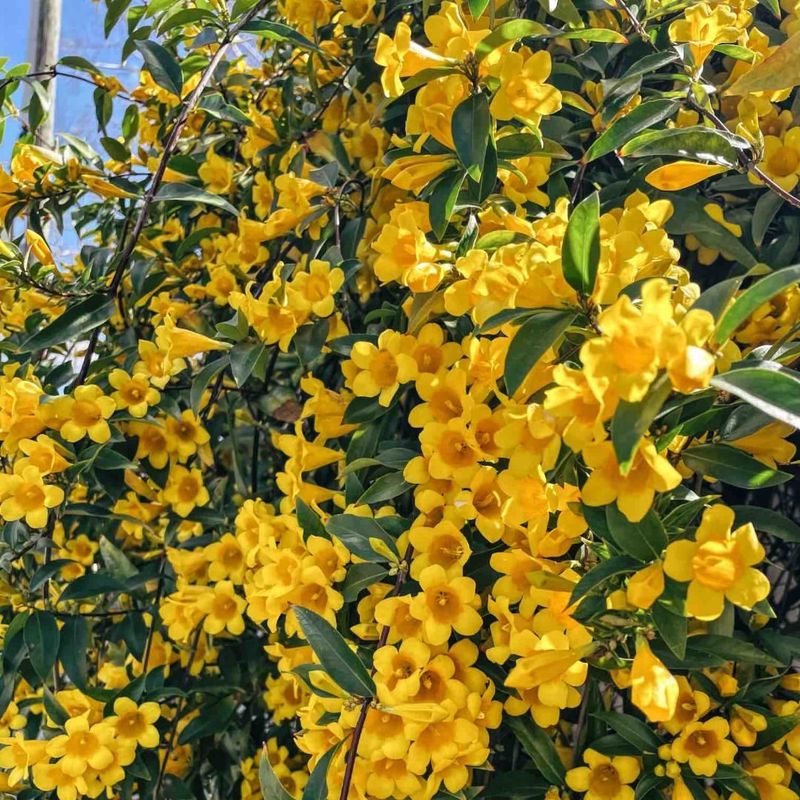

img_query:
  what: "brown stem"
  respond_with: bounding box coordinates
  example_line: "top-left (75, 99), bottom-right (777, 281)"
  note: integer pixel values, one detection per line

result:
top-left (337, 544), bottom-right (414, 800)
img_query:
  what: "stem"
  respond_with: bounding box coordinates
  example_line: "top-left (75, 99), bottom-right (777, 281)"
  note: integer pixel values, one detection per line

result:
top-left (337, 544), bottom-right (413, 800)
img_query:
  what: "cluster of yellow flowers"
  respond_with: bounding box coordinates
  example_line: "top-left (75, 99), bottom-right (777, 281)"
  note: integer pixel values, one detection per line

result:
top-left (0, 0), bottom-right (800, 799)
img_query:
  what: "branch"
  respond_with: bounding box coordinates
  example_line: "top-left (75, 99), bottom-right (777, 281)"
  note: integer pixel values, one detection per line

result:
top-left (74, 0), bottom-right (271, 386)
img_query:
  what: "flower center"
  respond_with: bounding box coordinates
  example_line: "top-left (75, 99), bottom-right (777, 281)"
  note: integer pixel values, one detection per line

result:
top-left (692, 540), bottom-right (741, 590)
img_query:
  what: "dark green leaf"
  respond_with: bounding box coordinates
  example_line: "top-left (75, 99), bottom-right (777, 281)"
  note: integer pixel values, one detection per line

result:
top-left (688, 635), bottom-right (782, 666)
top-left (605, 505), bottom-right (667, 561)
top-left (506, 714), bottom-right (565, 786)
top-left (22, 294), bottom-right (115, 352)
top-left (357, 473), bottom-right (411, 505)
top-left (714, 265), bottom-right (800, 344)
top-left (135, 41), bottom-right (183, 97)
top-left (59, 572), bottom-right (128, 602)
top-left (230, 343), bottom-right (267, 387)
top-left (585, 99), bottom-right (679, 163)
top-left (504, 309), bottom-right (576, 396)
top-left (260, 751), bottom-right (295, 800)
top-left (178, 696), bottom-right (236, 744)
top-left (711, 363), bottom-right (800, 429)
top-left (430, 170), bottom-right (466, 240)
top-left (190, 357), bottom-right (229, 412)
top-left (154, 183), bottom-right (238, 216)
top-left (474, 20), bottom-right (549, 61)
top-left (326, 514), bottom-right (399, 562)
top-left (302, 741), bottom-right (342, 800)
top-left (682, 444), bottom-right (792, 489)
top-left (296, 498), bottom-right (328, 539)
top-left (342, 563), bottom-right (389, 602)
top-left (570, 556), bottom-right (639, 603)
top-left (611, 375), bottom-right (671, 473)
top-left (452, 94), bottom-right (491, 181)
top-left (24, 611), bottom-right (59, 681)
top-left (591, 711), bottom-right (662, 751)
top-left (293, 606), bottom-right (375, 697)
top-left (652, 603), bottom-right (687, 659)
top-left (562, 191), bottom-right (600, 295)
top-left (59, 616), bottom-right (89, 687)
top-left (731, 506), bottom-right (800, 542)
top-left (753, 713), bottom-right (800, 750)
top-left (620, 126), bottom-right (747, 168)
top-left (242, 19), bottom-right (325, 53)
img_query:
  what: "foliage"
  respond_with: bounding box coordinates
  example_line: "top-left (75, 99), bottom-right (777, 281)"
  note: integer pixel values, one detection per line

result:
top-left (0, 1), bottom-right (799, 800)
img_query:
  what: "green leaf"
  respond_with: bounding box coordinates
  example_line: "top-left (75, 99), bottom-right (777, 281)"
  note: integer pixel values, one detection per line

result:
top-left (558, 28), bottom-right (628, 43)
top-left (506, 714), bottom-right (565, 786)
top-left (21, 294), bottom-right (116, 352)
top-left (682, 443), bottom-right (792, 489)
top-left (190, 357), bottom-right (229, 412)
top-left (59, 616), bottom-right (89, 687)
top-left (711, 363), bottom-right (800, 429)
top-left (495, 134), bottom-right (570, 160)
top-left (59, 572), bottom-right (128, 602)
top-left (260, 751), bottom-right (295, 800)
top-left (99, 536), bottom-right (138, 580)
top-left (342, 563), bottom-right (389, 602)
top-left (135, 41), bottom-right (183, 97)
top-left (606, 505), bottom-right (667, 561)
top-left (326, 514), bottom-right (399, 562)
top-left (296, 498), bottom-right (328, 539)
top-left (714, 765), bottom-right (759, 800)
top-left (692, 276), bottom-right (743, 320)
top-left (59, 55), bottom-right (102, 75)
top-left (468, 0), bottom-right (491, 19)
top-left (562, 191), bottom-right (600, 295)
top-left (302, 741), bottom-right (342, 800)
top-left (430, 170), bottom-right (466, 240)
top-left (504, 309), bottom-right (576, 396)
top-left (230, 342), bottom-right (267, 387)
top-left (24, 611), bottom-right (59, 681)
top-left (688, 635), bottom-right (782, 666)
top-left (652, 603), bottom-right (687, 660)
top-left (178, 696), bottom-right (236, 744)
top-left (584, 99), bottom-right (679, 163)
top-left (241, 19), bottom-right (325, 54)
top-left (753, 713), bottom-right (800, 750)
top-left (175, 227), bottom-right (224, 261)
top-left (610, 375), bottom-right (671, 474)
top-left (752, 191), bottom-right (783, 247)
top-left (474, 20), bottom-right (549, 61)
top-left (293, 606), bottom-right (375, 697)
top-left (154, 183), bottom-right (238, 216)
top-left (198, 93), bottom-right (252, 126)
top-left (570, 556), bottom-right (639, 603)
top-left (731, 506), bottom-right (800, 542)
top-left (714, 265), bottom-right (800, 344)
top-left (357, 473), bottom-right (411, 505)
top-left (591, 711), bottom-right (662, 751)
top-left (452, 94), bottom-right (491, 181)
top-left (619, 126), bottom-right (747, 168)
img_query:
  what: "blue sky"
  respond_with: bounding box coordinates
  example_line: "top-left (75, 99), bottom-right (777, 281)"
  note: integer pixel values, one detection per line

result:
top-left (0, 1), bottom-right (134, 163)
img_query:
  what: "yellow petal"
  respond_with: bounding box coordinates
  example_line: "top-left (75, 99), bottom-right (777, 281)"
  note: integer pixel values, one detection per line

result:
top-left (645, 161), bottom-right (730, 191)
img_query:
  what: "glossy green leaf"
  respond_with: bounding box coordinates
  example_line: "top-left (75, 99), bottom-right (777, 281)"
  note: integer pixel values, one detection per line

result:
top-left (357, 472), bottom-right (411, 505)
top-left (260, 751), bottom-right (296, 800)
top-left (504, 309), bottom-right (576, 396)
top-left (21, 294), bottom-right (115, 352)
top-left (24, 611), bottom-right (59, 681)
top-left (293, 606), bottom-right (376, 697)
top-left (714, 265), bottom-right (800, 344)
top-left (712, 363), bottom-right (800, 429)
top-left (620, 126), bottom-right (747, 167)
top-left (606, 504), bottom-right (667, 561)
top-left (135, 40), bottom-right (183, 97)
top-left (342, 563), bottom-right (389, 602)
top-left (178, 697), bottom-right (236, 744)
top-left (610, 375), bottom-right (671, 474)
top-left (154, 183), bottom-right (238, 216)
top-left (571, 556), bottom-right (639, 602)
top-left (562, 191), bottom-right (600, 295)
top-left (652, 603), bottom-right (688, 660)
top-left (506, 714), bottom-right (565, 785)
top-left (326, 514), bottom-right (399, 562)
top-left (452, 93), bottom-right (491, 180)
top-left (682, 443), bottom-right (791, 488)
top-left (59, 572), bottom-right (128, 602)
top-left (732, 505), bottom-right (800, 542)
top-left (592, 711), bottom-right (662, 751)
top-left (59, 616), bottom-right (89, 687)
top-left (584, 99), bottom-right (678, 163)
top-left (474, 19), bottom-right (549, 61)
top-left (430, 170), bottom-right (466, 240)
top-left (242, 19), bottom-right (325, 54)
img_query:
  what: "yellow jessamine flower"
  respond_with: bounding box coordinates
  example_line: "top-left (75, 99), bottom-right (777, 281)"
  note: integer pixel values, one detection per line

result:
top-left (663, 504), bottom-right (770, 620)
top-left (668, 2), bottom-right (740, 67)
top-left (566, 748), bottom-right (640, 800)
top-left (109, 369), bottom-right (160, 418)
top-left (110, 698), bottom-right (160, 748)
top-left (0, 465), bottom-right (64, 528)
top-left (670, 717), bottom-right (738, 776)
top-left (342, 330), bottom-right (418, 406)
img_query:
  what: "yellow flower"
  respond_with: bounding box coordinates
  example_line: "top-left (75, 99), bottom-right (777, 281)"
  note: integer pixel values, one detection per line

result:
top-left (671, 717), bottom-right (738, 776)
top-left (109, 369), bottom-right (160, 418)
top-left (374, 22), bottom-right (449, 98)
top-left (288, 260), bottom-right (344, 317)
top-left (566, 748), bottom-right (640, 800)
top-left (490, 49), bottom-right (562, 124)
top-left (626, 561), bottom-right (664, 609)
top-left (408, 564), bottom-right (482, 645)
top-left (25, 230), bottom-right (54, 266)
top-left (198, 580), bottom-right (247, 635)
top-left (161, 465), bottom-right (210, 517)
top-left (662, 676), bottom-right (711, 734)
top-left (110, 698), bottom-right (160, 748)
top-left (46, 385), bottom-right (116, 443)
top-left (165, 409), bottom-right (210, 463)
top-left (198, 147), bottom-right (234, 194)
top-left (205, 533), bottom-right (245, 583)
top-left (382, 153), bottom-right (456, 195)
top-left (0, 734), bottom-right (48, 787)
top-left (758, 127), bottom-right (800, 192)
top-left (581, 439), bottom-right (682, 522)
top-left (408, 520), bottom-right (471, 579)
top-left (668, 2), bottom-right (739, 67)
top-left (663, 504), bottom-right (770, 620)
top-left (15, 434), bottom-right (70, 475)
top-left (0, 465), bottom-right (64, 528)
top-left (630, 638), bottom-right (679, 723)
top-left (45, 714), bottom-right (116, 776)
top-left (155, 314), bottom-right (231, 359)
top-left (342, 330), bottom-right (418, 406)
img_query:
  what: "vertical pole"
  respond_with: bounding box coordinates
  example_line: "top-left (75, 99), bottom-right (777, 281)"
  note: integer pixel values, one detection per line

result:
top-left (27, 0), bottom-right (62, 146)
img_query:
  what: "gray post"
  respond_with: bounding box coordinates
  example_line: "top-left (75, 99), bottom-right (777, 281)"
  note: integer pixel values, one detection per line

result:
top-left (26, 0), bottom-right (62, 146)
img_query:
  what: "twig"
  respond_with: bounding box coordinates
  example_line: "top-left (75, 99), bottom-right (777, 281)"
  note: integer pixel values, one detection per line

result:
top-left (337, 543), bottom-right (413, 800)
